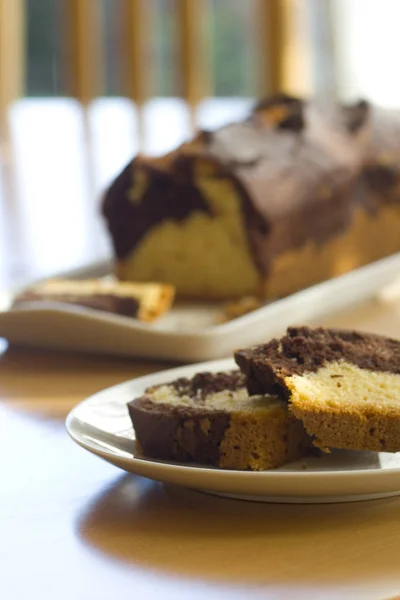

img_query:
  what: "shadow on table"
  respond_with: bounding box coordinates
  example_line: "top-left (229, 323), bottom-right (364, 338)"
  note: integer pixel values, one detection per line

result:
top-left (78, 473), bottom-right (400, 585)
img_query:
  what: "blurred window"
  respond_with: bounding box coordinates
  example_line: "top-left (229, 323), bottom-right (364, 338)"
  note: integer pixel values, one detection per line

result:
top-left (26, 0), bottom-right (260, 99)
top-left (26, 0), bottom-right (65, 96)
top-left (25, 0), bottom-right (400, 105)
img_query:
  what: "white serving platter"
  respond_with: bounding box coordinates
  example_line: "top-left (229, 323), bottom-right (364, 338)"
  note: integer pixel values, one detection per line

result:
top-left (1, 253), bottom-right (400, 362)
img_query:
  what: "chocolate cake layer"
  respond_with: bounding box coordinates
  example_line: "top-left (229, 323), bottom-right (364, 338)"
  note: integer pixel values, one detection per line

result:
top-left (103, 158), bottom-right (212, 260)
top-left (235, 326), bottom-right (400, 397)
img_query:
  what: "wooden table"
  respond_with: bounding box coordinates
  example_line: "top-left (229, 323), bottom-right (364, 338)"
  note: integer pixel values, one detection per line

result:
top-left (1, 341), bottom-right (400, 600)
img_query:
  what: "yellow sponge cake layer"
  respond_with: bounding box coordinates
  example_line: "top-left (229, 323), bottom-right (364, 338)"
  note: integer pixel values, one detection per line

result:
top-left (287, 361), bottom-right (400, 452)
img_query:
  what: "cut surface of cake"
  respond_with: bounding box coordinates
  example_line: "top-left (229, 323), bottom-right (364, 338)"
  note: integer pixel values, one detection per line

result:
top-left (235, 326), bottom-right (400, 452)
top-left (102, 95), bottom-right (400, 301)
top-left (14, 279), bottom-right (175, 322)
top-left (128, 370), bottom-right (311, 470)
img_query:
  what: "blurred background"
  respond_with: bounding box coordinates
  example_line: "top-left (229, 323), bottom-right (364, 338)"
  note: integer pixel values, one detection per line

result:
top-left (0, 0), bottom-right (399, 293)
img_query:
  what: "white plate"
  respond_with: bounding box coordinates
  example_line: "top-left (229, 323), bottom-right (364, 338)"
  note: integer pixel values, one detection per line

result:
top-left (66, 358), bottom-right (400, 504)
top-left (1, 253), bottom-right (400, 362)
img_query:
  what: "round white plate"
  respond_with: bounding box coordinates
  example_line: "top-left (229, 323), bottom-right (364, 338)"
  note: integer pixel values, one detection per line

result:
top-left (66, 358), bottom-right (400, 504)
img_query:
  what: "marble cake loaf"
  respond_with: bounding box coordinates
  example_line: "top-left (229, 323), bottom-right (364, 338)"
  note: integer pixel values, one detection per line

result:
top-left (235, 326), bottom-right (400, 453)
top-left (128, 370), bottom-right (311, 470)
top-left (102, 95), bottom-right (400, 300)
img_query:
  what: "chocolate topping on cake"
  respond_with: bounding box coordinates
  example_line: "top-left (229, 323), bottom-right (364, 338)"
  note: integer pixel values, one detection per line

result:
top-left (102, 97), bottom-right (361, 267)
top-left (365, 165), bottom-right (399, 194)
top-left (171, 370), bottom-right (245, 401)
top-left (235, 326), bottom-right (400, 398)
top-left (102, 159), bottom-right (212, 259)
top-left (252, 94), bottom-right (305, 132)
top-left (342, 100), bottom-right (370, 134)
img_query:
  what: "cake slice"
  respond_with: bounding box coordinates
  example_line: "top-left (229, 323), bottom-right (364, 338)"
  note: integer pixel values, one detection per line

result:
top-left (13, 278), bottom-right (175, 322)
top-left (235, 326), bottom-right (400, 452)
top-left (128, 370), bottom-right (311, 470)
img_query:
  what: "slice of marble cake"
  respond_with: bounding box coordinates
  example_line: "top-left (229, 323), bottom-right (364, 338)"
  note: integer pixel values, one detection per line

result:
top-left (235, 326), bottom-right (400, 452)
top-left (128, 369), bottom-right (311, 470)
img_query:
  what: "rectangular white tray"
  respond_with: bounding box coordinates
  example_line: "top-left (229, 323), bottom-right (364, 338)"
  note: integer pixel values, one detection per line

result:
top-left (0, 253), bottom-right (400, 362)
